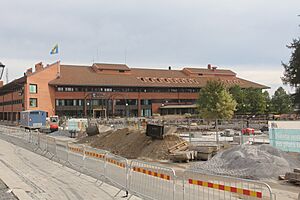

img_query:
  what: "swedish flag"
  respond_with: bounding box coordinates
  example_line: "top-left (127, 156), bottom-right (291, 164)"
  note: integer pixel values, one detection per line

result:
top-left (50, 44), bottom-right (58, 55)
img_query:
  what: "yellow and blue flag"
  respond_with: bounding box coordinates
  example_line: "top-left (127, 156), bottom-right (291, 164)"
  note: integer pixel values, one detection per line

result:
top-left (50, 44), bottom-right (58, 55)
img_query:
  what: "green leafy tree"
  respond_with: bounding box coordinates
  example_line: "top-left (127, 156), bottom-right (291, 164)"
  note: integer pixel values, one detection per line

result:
top-left (282, 38), bottom-right (300, 110)
top-left (263, 90), bottom-right (271, 113)
top-left (243, 88), bottom-right (267, 115)
top-left (271, 87), bottom-right (293, 114)
top-left (198, 80), bottom-right (237, 120)
top-left (229, 85), bottom-right (249, 114)
top-left (229, 86), bottom-right (268, 115)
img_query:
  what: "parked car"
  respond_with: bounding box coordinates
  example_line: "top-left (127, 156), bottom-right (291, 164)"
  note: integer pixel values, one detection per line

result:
top-left (260, 126), bottom-right (269, 133)
top-left (221, 129), bottom-right (235, 137)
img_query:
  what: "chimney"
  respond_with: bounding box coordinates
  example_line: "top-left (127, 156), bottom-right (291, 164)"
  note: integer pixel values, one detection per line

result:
top-left (207, 64), bottom-right (212, 70)
top-left (35, 62), bottom-right (43, 72)
top-left (168, 66), bottom-right (171, 70)
top-left (0, 81), bottom-right (3, 87)
top-left (25, 68), bottom-right (32, 76)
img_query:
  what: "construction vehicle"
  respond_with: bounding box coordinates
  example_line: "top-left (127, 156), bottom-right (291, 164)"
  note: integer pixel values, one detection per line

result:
top-left (49, 116), bottom-right (59, 132)
top-left (20, 110), bottom-right (46, 130)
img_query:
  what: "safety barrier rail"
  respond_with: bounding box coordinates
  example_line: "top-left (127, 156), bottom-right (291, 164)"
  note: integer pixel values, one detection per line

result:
top-left (129, 160), bottom-right (176, 200)
top-left (105, 153), bottom-right (128, 192)
top-left (83, 146), bottom-right (107, 180)
top-left (183, 169), bottom-right (274, 200)
top-left (0, 125), bottom-right (276, 200)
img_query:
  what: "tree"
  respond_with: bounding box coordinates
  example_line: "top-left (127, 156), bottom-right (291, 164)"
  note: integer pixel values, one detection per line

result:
top-left (282, 38), bottom-right (300, 110)
top-left (263, 91), bottom-right (271, 113)
top-left (197, 80), bottom-right (237, 120)
top-left (229, 86), bottom-right (268, 115)
top-left (243, 88), bottom-right (267, 115)
top-left (229, 85), bottom-right (245, 114)
top-left (271, 87), bottom-right (293, 114)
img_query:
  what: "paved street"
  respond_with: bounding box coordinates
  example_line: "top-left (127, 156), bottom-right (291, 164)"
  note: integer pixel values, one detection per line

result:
top-left (0, 178), bottom-right (18, 200)
top-left (0, 138), bottom-right (132, 200)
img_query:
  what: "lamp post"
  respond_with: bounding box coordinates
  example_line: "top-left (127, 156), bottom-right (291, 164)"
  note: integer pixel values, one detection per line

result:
top-left (125, 103), bottom-right (129, 118)
top-left (0, 62), bottom-right (5, 80)
top-left (86, 102), bottom-right (90, 117)
top-left (0, 62), bottom-right (4, 121)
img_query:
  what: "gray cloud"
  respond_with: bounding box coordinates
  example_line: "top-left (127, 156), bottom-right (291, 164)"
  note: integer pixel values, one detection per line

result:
top-left (0, 0), bottom-right (299, 89)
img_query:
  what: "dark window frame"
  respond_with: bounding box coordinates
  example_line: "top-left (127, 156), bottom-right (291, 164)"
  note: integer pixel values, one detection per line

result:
top-left (29, 84), bottom-right (37, 94)
top-left (29, 98), bottom-right (38, 107)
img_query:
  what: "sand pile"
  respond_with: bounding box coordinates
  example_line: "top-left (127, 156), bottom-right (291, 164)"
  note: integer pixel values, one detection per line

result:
top-left (190, 144), bottom-right (300, 180)
top-left (77, 128), bottom-right (185, 160)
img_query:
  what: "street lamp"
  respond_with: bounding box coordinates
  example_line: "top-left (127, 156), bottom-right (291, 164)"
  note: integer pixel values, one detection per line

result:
top-left (0, 62), bottom-right (5, 80)
top-left (125, 103), bottom-right (129, 117)
top-left (86, 102), bottom-right (90, 117)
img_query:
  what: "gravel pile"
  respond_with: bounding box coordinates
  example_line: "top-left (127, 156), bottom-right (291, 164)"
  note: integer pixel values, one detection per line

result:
top-left (49, 130), bottom-right (71, 137)
top-left (190, 144), bottom-right (300, 180)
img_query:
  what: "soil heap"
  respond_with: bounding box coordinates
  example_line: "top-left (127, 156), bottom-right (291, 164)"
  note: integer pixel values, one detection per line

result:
top-left (77, 128), bottom-right (185, 160)
top-left (190, 144), bottom-right (300, 180)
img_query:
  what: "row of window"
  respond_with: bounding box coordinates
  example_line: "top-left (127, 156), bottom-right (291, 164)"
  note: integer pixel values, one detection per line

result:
top-left (137, 77), bottom-right (199, 84)
top-left (56, 86), bottom-right (200, 93)
top-left (56, 99), bottom-right (83, 106)
top-left (0, 99), bottom-right (23, 106)
top-left (55, 99), bottom-right (152, 107)
top-left (0, 98), bottom-right (37, 107)
top-left (55, 99), bottom-right (196, 107)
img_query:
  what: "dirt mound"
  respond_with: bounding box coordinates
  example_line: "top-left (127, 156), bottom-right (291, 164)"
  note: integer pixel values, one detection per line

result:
top-left (190, 144), bottom-right (300, 180)
top-left (77, 128), bottom-right (184, 160)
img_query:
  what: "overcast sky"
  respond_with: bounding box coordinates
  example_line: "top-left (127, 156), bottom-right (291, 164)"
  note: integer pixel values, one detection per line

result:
top-left (0, 0), bottom-right (299, 94)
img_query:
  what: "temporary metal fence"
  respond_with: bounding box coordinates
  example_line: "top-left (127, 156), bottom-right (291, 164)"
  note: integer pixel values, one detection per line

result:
top-left (128, 160), bottom-right (176, 200)
top-left (0, 125), bottom-right (276, 200)
top-left (30, 132), bottom-right (39, 146)
top-left (83, 146), bottom-right (107, 180)
top-left (55, 140), bottom-right (69, 162)
top-left (46, 136), bottom-right (57, 159)
top-left (105, 152), bottom-right (128, 192)
top-left (67, 143), bottom-right (85, 171)
top-left (39, 134), bottom-right (48, 153)
top-left (183, 169), bottom-right (274, 200)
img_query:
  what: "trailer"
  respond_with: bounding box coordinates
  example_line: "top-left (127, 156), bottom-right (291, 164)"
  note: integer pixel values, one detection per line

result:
top-left (20, 110), bottom-right (46, 130)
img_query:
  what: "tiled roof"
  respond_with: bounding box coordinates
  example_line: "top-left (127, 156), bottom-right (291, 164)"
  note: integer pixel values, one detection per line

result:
top-left (92, 63), bottom-right (130, 71)
top-left (183, 68), bottom-right (236, 76)
top-left (48, 64), bottom-right (268, 89)
top-left (0, 76), bottom-right (26, 94)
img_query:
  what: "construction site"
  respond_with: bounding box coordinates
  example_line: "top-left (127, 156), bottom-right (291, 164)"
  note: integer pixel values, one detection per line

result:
top-left (0, 114), bottom-right (298, 200)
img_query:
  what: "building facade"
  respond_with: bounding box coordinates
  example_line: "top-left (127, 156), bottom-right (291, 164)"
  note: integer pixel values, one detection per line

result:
top-left (0, 61), bottom-right (267, 121)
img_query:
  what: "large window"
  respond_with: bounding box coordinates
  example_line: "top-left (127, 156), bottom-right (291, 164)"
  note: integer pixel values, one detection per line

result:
top-left (141, 99), bottom-right (152, 105)
top-left (55, 99), bottom-right (83, 106)
top-left (29, 98), bottom-right (37, 107)
top-left (29, 84), bottom-right (37, 93)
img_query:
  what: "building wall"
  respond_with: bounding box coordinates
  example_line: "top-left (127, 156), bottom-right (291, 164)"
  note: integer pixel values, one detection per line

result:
top-left (0, 89), bottom-right (24, 121)
top-left (54, 90), bottom-right (198, 116)
top-left (26, 62), bottom-right (60, 116)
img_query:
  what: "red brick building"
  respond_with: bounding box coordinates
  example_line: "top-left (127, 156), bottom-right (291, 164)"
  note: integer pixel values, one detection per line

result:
top-left (0, 61), bottom-right (267, 121)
